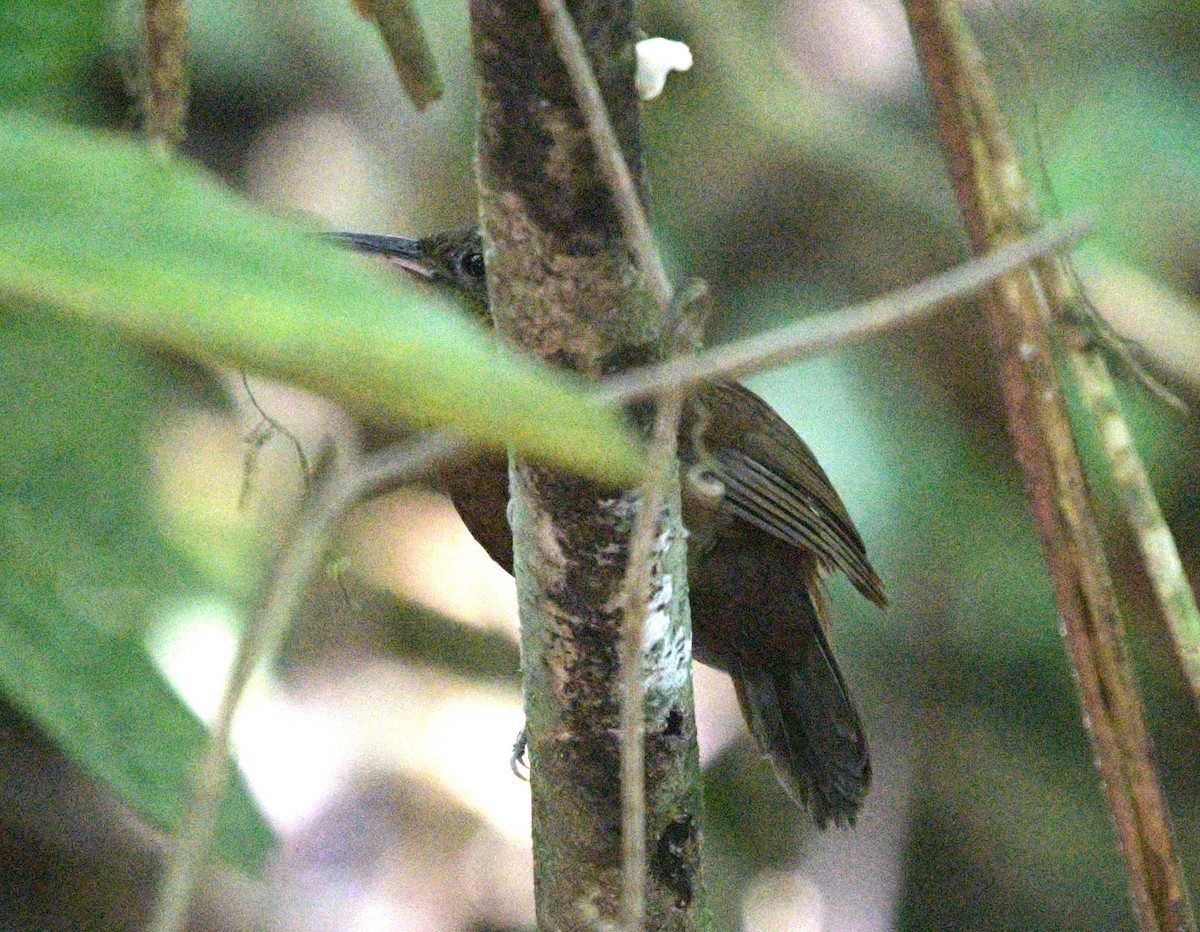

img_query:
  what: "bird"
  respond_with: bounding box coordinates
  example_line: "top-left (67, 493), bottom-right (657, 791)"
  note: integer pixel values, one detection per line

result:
top-left (328, 228), bottom-right (886, 828)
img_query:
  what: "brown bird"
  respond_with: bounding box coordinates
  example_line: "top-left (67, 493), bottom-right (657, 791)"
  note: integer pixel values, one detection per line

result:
top-left (329, 229), bottom-right (886, 828)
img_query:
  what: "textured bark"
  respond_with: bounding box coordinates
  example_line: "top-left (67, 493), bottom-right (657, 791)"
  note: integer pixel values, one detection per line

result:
top-left (469, 1), bottom-right (707, 927)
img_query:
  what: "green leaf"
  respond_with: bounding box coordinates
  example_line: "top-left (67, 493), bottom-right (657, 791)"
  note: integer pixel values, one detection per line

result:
top-left (0, 112), bottom-right (647, 486)
top-left (0, 311), bottom-right (273, 874)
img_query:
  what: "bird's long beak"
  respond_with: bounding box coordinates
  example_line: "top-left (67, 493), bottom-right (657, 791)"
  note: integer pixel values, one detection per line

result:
top-left (325, 231), bottom-right (436, 281)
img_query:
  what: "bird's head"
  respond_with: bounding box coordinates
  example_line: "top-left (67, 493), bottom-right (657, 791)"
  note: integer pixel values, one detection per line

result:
top-left (327, 228), bottom-right (489, 321)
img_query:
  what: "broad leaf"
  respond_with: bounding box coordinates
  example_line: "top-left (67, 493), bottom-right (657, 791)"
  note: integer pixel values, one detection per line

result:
top-left (0, 113), bottom-right (647, 485)
top-left (0, 311), bottom-right (272, 873)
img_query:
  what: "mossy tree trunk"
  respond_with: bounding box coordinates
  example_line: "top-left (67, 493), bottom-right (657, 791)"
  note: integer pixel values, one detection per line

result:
top-left (468, 1), bottom-right (708, 928)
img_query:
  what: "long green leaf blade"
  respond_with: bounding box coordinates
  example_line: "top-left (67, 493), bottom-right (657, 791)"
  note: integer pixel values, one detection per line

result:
top-left (0, 113), bottom-right (646, 485)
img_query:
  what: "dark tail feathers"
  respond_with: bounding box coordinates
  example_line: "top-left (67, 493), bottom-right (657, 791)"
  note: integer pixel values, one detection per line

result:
top-left (732, 639), bottom-right (870, 829)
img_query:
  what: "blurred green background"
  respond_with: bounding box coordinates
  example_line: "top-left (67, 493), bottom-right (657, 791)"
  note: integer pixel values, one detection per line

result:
top-left (3, 0), bottom-right (1200, 929)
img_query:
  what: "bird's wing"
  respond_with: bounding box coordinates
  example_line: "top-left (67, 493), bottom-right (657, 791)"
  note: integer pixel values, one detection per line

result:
top-left (694, 382), bottom-right (887, 607)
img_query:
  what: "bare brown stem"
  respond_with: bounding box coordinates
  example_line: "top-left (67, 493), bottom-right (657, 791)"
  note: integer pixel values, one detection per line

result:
top-left (1036, 262), bottom-right (1200, 712)
top-left (1069, 346), bottom-right (1200, 712)
top-left (356, 0), bottom-right (444, 109)
top-left (902, 2), bottom-right (1194, 928)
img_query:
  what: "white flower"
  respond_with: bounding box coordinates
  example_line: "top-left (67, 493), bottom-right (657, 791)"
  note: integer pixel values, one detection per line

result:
top-left (635, 37), bottom-right (693, 101)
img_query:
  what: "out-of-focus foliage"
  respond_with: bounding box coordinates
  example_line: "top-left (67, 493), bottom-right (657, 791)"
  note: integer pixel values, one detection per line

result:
top-left (0, 0), bottom-right (277, 875)
top-left (0, 0), bottom-right (110, 119)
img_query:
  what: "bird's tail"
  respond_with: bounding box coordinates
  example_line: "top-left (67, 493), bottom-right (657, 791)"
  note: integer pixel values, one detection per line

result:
top-left (731, 630), bottom-right (870, 829)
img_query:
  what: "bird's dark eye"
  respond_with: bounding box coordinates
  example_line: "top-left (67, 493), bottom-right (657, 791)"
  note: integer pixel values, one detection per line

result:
top-left (459, 250), bottom-right (485, 281)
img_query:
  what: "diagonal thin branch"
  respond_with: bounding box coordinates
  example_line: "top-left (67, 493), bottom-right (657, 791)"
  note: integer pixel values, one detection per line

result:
top-left (146, 433), bottom-right (461, 932)
top-left (1028, 228), bottom-right (1200, 710)
top-left (598, 215), bottom-right (1089, 405)
top-left (1069, 345), bottom-right (1200, 712)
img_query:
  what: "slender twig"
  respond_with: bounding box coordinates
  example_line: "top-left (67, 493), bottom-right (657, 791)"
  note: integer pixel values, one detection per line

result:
top-left (536, 0), bottom-right (671, 308)
top-left (613, 390), bottom-right (682, 931)
top-left (141, 0), bottom-right (189, 150)
top-left (1034, 248), bottom-right (1200, 712)
top-left (598, 215), bottom-right (1089, 406)
top-left (146, 432), bottom-right (460, 932)
top-left (238, 372), bottom-right (313, 504)
top-left (902, 2), bottom-right (1194, 928)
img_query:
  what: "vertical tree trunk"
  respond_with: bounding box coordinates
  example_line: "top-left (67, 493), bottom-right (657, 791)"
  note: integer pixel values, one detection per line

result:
top-left (469, 1), bottom-right (708, 927)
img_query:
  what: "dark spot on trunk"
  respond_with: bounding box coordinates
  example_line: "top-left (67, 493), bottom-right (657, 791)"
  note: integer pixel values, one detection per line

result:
top-left (653, 812), bottom-right (699, 909)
